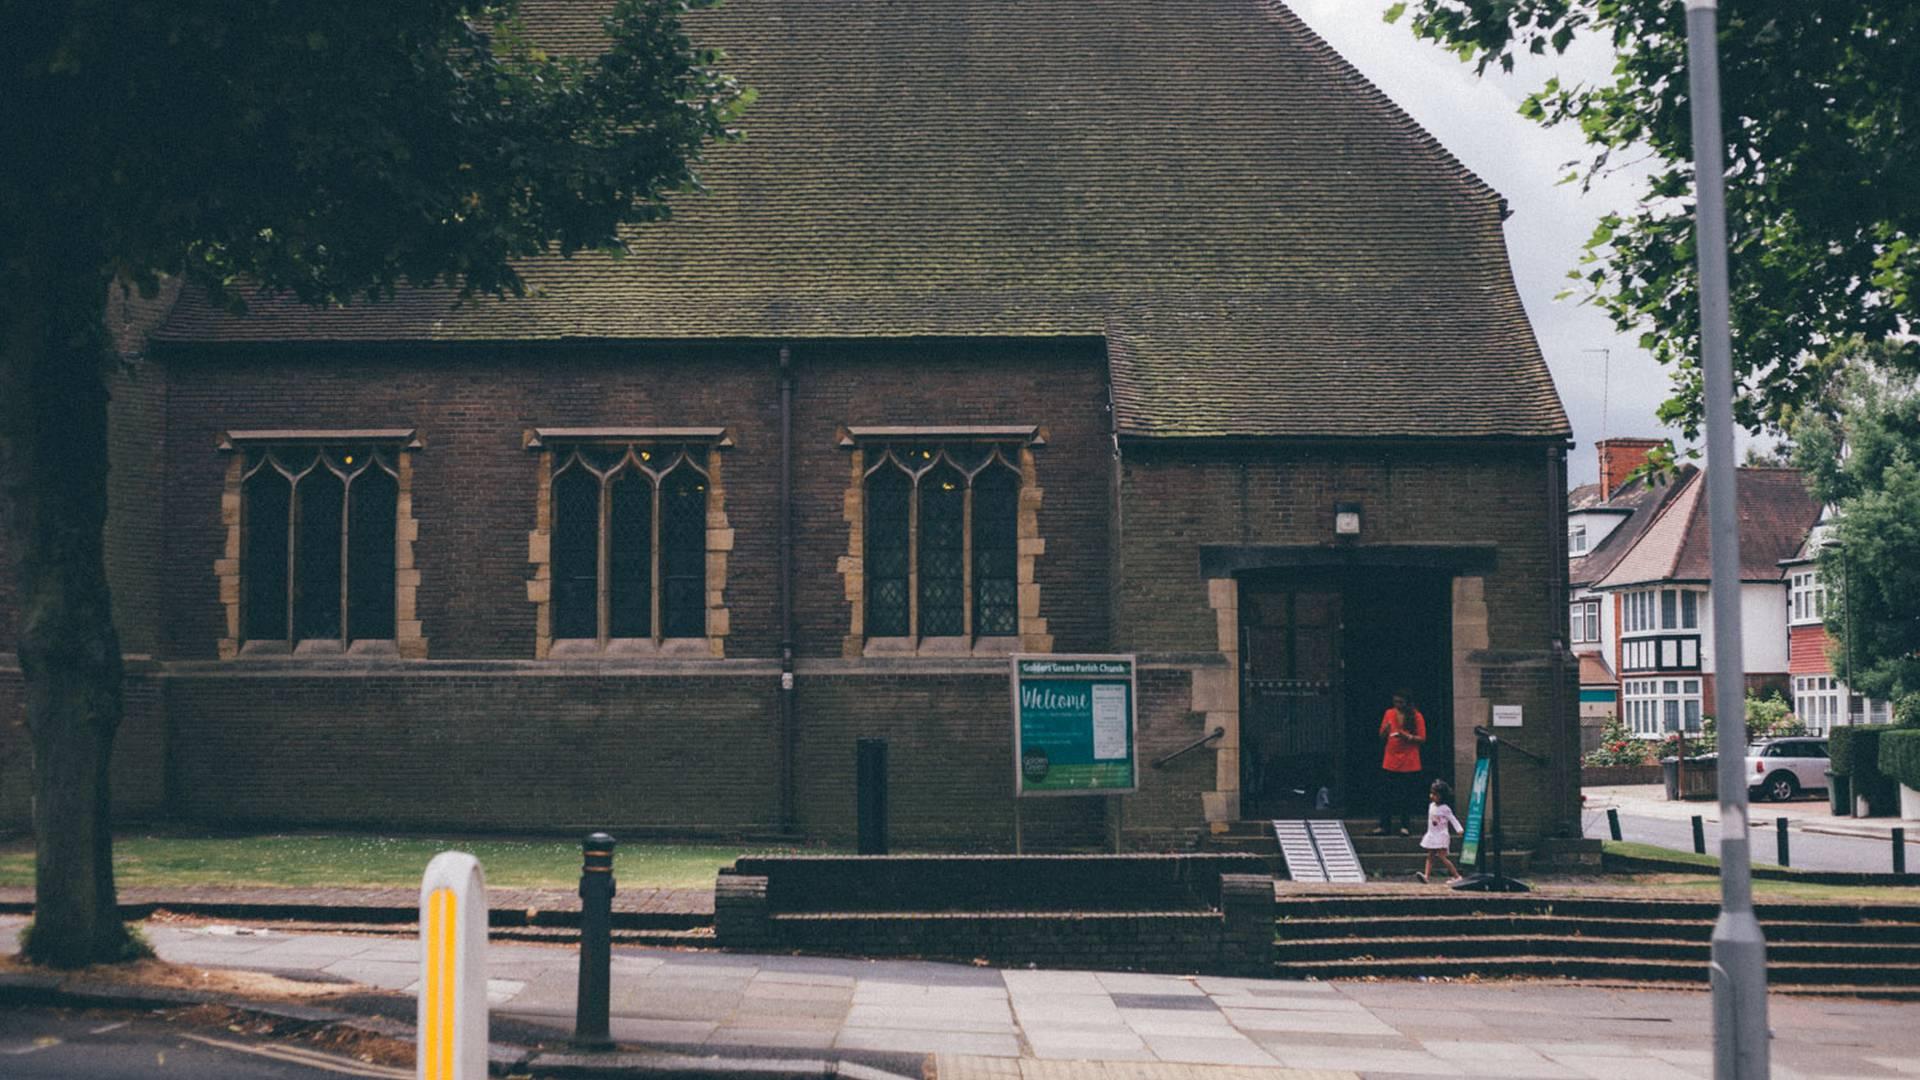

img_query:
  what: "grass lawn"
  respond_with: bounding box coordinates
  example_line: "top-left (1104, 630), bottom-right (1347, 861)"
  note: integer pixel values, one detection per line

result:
top-left (1595, 839), bottom-right (1920, 904)
top-left (1601, 839), bottom-right (1785, 871)
top-left (0, 834), bottom-right (826, 892)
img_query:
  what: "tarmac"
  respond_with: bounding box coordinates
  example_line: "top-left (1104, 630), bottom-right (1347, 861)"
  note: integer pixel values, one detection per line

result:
top-left (1582, 783), bottom-right (1919, 844)
top-left (5, 915), bottom-right (1919, 1079)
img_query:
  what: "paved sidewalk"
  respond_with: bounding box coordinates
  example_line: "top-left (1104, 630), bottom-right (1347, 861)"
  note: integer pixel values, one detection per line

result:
top-left (1585, 784), bottom-right (1919, 843)
top-left (7, 917), bottom-right (1917, 1078)
top-left (0, 883), bottom-right (712, 918)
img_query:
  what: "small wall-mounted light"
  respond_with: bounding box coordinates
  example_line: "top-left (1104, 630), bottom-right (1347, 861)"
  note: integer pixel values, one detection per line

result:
top-left (1334, 502), bottom-right (1362, 537)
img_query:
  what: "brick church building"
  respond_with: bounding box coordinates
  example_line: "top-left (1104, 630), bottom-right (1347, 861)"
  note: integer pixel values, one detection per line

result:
top-left (0, 0), bottom-right (1578, 848)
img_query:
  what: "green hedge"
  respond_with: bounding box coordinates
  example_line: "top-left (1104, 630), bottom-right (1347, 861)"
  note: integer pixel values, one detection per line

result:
top-left (1880, 730), bottom-right (1920, 791)
top-left (1832, 724), bottom-right (1898, 812)
top-left (1829, 723), bottom-right (1894, 775)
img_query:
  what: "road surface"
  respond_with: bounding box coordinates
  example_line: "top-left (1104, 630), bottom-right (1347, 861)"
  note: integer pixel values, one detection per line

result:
top-left (0, 1006), bottom-right (406, 1079)
top-left (1582, 804), bottom-right (1910, 874)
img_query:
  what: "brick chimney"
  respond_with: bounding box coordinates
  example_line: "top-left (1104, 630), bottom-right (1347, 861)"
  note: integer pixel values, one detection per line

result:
top-left (1597, 438), bottom-right (1662, 497)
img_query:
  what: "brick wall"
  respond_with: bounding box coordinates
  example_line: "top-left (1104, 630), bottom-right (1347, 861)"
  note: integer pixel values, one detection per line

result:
top-left (0, 666), bottom-right (167, 828)
top-left (158, 340), bottom-right (1113, 664)
top-left (1113, 443), bottom-right (1560, 654)
top-left (791, 666), bottom-right (1106, 849)
top-left (1111, 441), bottom-right (1579, 842)
top-left (104, 359), bottom-right (169, 658)
top-left (5, 337), bottom-right (1579, 847)
top-left (163, 668), bottom-right (783, 831)
top-left (787, 340), bottom-right (1113, 658)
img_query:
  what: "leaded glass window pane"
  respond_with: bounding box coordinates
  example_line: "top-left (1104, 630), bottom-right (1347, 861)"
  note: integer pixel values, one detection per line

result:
top-left (609, 470), bottom-right (653, 638)
top-left (294, 467), bottom-right (344, 641)
top-left (552, 465), bottom-right (600, 639)
top-left (918, 464), bottom-right (966, 636)
top-left (866, 465), bottom-right (911, 637)
top-left (972, 464), bottom-right (1020, 636)
top-left (243, 467), bottom-right (291, 641)
top-left (661, 465), bottom-right (708, 638)
top-left (347, 466), bottom-right (397, 641)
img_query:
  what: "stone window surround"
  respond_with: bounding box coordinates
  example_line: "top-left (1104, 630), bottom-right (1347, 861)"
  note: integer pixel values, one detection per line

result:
top-left (838, 425), bottom-right (1052, 658)
top-left (215, 428), bottom-right (428, 660)
top-left (525, 427), bottom-right (735, 660)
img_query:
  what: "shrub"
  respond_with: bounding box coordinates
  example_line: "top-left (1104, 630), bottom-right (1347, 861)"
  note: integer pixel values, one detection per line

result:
top-left (1880, 729), bottom-right (1920, 791)
top-left (1831, 723), bottom-right (1898, 813)
top-left (1746, 692), bottom-right (1805, 739)
top-left (1897, 693), bottom-right (1920, 729)
top-left (1829, 723), bottom-right (1893, 775)
top-left (1584, 717), bottom-right (1654, 767)
top-left (1661, 716), bottom-right (1717, 758)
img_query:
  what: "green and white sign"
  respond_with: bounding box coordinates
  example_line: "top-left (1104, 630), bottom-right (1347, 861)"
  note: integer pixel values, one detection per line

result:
top-left (1011, 655), bottom-right (1137, 796)
top-left (1461, 757), bottom-right (1491, 870)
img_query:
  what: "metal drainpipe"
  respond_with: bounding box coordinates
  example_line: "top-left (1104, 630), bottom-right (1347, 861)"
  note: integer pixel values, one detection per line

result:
top-left (1549, 441), bottom-right (1572, 835)
top-left (778, 344), bottom-right (796, 832)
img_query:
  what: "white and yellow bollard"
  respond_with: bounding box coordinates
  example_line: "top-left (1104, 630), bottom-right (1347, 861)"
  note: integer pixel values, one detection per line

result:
top-left (418, 852), bottom-right (487, 1080)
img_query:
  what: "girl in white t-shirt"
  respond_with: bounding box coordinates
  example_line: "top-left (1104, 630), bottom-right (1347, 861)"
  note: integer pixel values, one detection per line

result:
top-left (1418, 780), bottom-right (1464, 885)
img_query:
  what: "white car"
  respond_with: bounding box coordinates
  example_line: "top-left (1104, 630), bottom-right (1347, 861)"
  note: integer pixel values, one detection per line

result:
top-left (1747, 737), bottom-right (1831, 802)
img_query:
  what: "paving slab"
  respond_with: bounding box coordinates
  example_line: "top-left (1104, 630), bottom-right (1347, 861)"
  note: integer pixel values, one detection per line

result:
top-left (9, 914), bottom-right (1918, 1078)
top-left (706, 1024), bottom-right (839, 1050)
top-left (1138, 1033), bottom-right (1279, 1068)
top-left (844, 1003), bottom-right (1016, 1033)
top-left (835, 1025), bottom-right (1022, 1057)
top-left (1025, 1029), bottom-right (1155, 1062)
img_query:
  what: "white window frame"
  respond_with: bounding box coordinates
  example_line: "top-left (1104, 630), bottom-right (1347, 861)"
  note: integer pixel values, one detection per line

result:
top-left (1788, 570), bottom-right (1826, 626)
top-left (1792, 674), bottom-right (1841, 735)
top-left (1621, 676), bottom-right (1703, 738)
top-left (1622, 586), bottom-right (1703, 635)
top-left (1570, 599), bottom-right (1601, 644)
top-left (1569, 522), bottom-right (1589, 555)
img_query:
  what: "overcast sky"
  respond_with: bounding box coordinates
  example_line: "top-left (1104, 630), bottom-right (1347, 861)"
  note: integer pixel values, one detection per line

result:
top-left (1284, 1), bottom-right (1685, 486)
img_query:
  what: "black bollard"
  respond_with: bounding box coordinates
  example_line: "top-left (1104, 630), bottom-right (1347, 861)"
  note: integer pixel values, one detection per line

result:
top-left (1691, 814), bottom-right (1706, 855)
top-left (1606, 807), bottom-right (1622, 842)
top-left (1776, 817), bottom-right (1790, 868)
top-left (857, 737), bottom-right (889, 855)
top-left (1896, 828), bottom-right (1908, 876)
top-left (574, 832), bottom-right (616, 1050)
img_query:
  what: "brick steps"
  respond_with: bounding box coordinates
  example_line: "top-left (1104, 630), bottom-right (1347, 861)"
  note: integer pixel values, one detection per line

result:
top-left (1270, 954), bottom-right (1920, 992)
top-left (1276, 913), bottom-right (1920, 945)
top-left (1205, 820), bottom-right (1530, 878)
top-left (1273, 933), bottom-right (1920, 966)
top-left (1272, 893), bottom-right (1920, 993)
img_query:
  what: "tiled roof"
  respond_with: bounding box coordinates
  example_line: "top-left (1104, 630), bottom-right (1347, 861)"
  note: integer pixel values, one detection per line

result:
top-left (1577, 651), bottom-right (1616, 687)
top-left (1568, 482), bottom-right (1605, 511)
top-left (1568, 467), bottom-right (1691, 589)
top-left (154, 0), bottom-right (1568, 441)
top-left (1593, 468), bottom-right (1821, 589)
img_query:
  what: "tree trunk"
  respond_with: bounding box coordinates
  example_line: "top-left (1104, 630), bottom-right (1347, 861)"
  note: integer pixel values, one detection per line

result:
top-left (0, 254), bottom-right (131, 968)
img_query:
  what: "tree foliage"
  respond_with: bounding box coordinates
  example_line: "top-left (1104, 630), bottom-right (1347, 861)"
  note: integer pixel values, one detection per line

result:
top-left (0, 0), bottom-right (743, 968)
top-left (4, 0), bottom-right (746, 306)
top-left (1793, 355), bottom-right (1920, 703)
top-left (1386, 1), bottom-right (1920, 437)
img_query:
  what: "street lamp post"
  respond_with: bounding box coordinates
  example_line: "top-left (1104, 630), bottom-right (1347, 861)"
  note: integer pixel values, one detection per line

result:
top-left (1682, 1), bottom-right (1770, 1076)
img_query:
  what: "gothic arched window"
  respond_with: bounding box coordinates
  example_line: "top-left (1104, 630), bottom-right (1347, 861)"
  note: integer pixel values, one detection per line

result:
top-left (547, 442), bottom-right (710, 646)
top-left (240, 445), bottom-right (401, 647)
top-left (862, 442), bottom-right (1023, 641)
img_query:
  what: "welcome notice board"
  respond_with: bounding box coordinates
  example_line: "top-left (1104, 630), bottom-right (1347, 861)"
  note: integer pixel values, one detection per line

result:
top-left (1010, 655), bottom-right (1138, 796)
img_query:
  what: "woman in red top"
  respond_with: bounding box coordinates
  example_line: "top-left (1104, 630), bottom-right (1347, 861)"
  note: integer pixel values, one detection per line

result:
top-left (1374, 688), bottom-right (1426, 835)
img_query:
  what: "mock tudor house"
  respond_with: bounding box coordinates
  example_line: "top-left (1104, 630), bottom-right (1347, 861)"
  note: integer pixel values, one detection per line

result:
top-left (0, 1), bottom-right (1581, 847)
top-left (1582, 465), bottom-right (1819, 741)
top-left (1566, 439), bottom-right (1692, 749)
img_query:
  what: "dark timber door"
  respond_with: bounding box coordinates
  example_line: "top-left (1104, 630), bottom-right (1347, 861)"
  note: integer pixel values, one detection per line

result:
top-left (1240, 584), bottom-right (1342, 817)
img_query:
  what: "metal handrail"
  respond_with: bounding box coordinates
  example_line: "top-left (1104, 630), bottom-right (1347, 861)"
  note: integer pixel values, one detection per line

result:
top-left (1151, 726), bottom-right (1225, 769)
